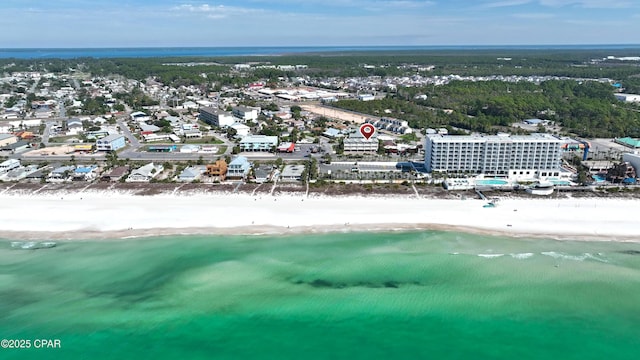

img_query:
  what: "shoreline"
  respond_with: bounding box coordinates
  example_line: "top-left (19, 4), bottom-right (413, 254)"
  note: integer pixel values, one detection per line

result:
top-left (2, 223), bottom-right (640, 243)
top-left (2, 189), bottom-right (640, 242)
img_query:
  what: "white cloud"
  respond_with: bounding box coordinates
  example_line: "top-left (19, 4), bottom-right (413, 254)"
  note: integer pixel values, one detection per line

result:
top-left (172, 3), bottom-right (265, 19)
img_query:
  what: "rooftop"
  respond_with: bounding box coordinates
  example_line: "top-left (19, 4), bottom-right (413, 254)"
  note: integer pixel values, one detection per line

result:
top-left (427, 133), bottom-right (562, 143)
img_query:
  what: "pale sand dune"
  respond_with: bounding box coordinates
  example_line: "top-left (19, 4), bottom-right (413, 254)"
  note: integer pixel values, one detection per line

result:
top-left (0, 192), bottom-right (639, 241)
top-left (301, 105), bottom-right (369, 124)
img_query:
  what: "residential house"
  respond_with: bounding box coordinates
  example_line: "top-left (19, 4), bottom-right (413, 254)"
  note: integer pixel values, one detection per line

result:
top-left (227, 156), bottom-right (251, 180)
top-left (177, 165), bottom-right (207, 182)
top-left (0, 165), bottom-right (38, 181)
top-left (66, 118), bottom-right (84, 136)
top-left (47, 165), bottom-right (76, 182)
top-left (253, 165), bottom-right (277, 183)
top-left (205, 159), bottom-right (228, 182)
top-left (101, 166), bottom-right (129, 182)
top-left (72, 165), bottom-right (99, 181)
top-left (24, 169), bottom-right (47, 182)
top-left (126, 163), bottom-right (164, 182)
top-left (0, 159), bottom-right (20, 173)
top-left (280, 164), bottom-right (305, 182)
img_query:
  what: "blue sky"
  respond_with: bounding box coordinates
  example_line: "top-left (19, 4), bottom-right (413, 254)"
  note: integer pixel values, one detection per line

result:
top-left (1, 0), bottom-right (639, 47)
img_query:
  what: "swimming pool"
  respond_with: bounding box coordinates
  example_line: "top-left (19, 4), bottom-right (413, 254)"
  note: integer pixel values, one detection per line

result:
top-left (475, 179), bottom-right (509, 186)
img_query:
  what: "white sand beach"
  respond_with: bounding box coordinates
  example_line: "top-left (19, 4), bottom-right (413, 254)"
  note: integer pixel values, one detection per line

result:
top-left (1, 191), bottom-right (639, 241)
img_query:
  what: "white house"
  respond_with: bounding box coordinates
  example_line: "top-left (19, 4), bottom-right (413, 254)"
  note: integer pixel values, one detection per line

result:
top-left (126, 163), bottom-right (164, 182)
top-left (230, 122), bottom-right (251, 137)
top-left (66, 118), bottom-right (84, 136)
top-left (615, 94), bottom-right (640, 103)
top-left (0, 159), bottom-right (20, 173)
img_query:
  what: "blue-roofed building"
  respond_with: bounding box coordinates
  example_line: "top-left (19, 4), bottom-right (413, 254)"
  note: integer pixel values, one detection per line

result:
top-left (73, 165), bottom-right (99, 181)
top-left (227, 156), bottom-right (251, 180)
top-left (96, 134), bottom-right (126, 151)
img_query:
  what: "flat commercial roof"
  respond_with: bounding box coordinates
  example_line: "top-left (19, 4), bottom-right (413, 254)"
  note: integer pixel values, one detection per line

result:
top-left (616, 137), bottom-right (640, 148)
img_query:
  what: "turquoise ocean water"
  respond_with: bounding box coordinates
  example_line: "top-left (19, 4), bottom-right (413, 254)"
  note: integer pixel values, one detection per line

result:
top-left (1, 231), bottom-right (640, 359)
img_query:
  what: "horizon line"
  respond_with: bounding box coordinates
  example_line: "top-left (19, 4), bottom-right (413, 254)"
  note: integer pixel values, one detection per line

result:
top-left (2, 44), bottom-right (640, 50)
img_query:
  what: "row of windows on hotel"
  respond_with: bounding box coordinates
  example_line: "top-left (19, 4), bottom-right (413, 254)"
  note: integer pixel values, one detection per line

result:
top-left (430, 162), bottom-right (560, 168)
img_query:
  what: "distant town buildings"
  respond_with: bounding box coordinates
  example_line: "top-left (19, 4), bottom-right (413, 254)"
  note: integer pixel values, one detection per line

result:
top-left (365, 117), bottom-right (413, 135)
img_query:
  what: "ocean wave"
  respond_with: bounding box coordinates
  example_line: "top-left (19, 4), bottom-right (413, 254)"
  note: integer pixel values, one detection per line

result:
top-left (477, 253), bottom-right (504, 258)
top-left (510, 253), bottom-right (534, 259)
top-left (541, 251), bottom-right (608, 263)
top-left (584, 253), bottom-right (609, 263)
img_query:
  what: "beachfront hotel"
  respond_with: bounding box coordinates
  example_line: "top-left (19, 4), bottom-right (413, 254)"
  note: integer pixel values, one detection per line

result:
top-left (424, 133), bottom-right (563, 177)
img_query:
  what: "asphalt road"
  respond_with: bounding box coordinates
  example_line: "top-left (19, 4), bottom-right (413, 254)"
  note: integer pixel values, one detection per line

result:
top-left (117, 120), bottom-right (141, 148)
top-left (42, 122), bottom-right (53, 145)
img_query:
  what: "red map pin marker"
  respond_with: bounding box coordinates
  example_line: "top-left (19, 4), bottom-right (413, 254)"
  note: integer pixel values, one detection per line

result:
top-left (359, 123), bottom-right (376, 140)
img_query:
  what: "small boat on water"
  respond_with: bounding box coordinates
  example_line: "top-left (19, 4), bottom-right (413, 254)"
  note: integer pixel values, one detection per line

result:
top-left (526, 181), bottom-right (555, 196)
top-left (10, 241), bottom-right (57, 250)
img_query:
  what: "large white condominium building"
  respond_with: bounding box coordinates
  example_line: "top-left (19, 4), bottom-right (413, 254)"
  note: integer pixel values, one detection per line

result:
top-left (424, 133), bottom-right (563, 177)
